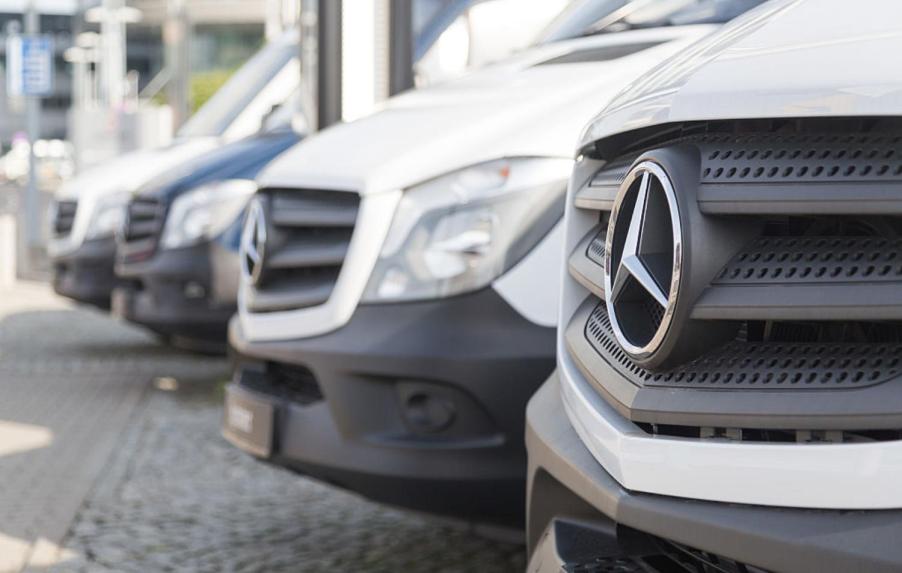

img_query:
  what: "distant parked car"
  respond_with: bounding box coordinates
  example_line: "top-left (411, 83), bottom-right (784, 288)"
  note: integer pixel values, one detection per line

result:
top-left (524, 1), bottom-right (902, 571)
top-left (222, 0), bottom-right (736, 528)
top-left (112, 108), bottom-right (301, 352)
top-left (48, 29), bottom-right (301, 309)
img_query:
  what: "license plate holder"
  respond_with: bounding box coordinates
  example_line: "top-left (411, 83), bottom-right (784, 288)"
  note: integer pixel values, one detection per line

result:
top-left (223, 385), bottom-right (275, 458)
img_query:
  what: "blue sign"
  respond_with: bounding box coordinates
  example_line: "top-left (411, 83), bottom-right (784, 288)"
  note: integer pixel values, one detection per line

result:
top-left (5, 35), bottom-right (54, 97)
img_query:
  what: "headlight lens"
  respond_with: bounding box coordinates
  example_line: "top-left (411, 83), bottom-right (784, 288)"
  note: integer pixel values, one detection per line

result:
top-left (362, 157), bottom-right (571, 303)
top-left (85, 192), bottom-right (130, 240)
top-left (160, 179), bottom-right (257, 250)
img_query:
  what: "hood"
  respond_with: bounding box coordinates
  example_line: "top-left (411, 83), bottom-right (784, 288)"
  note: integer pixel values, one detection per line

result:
top-left (259, 25), bottom-right (717, 195)
top-left (579, 0), bottom-right (902, 149)
top-left (54, 137), bottom-right (219, 202)
top-left (136, 130), bottom-right (300, 203)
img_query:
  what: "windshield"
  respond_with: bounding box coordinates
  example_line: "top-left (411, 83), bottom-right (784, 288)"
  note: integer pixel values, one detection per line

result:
top-left (178, 30), bottom-right (298, 138)
top-left (413, 0), bottom-right (474, 60)
top-left (537, 0), bottom-right (766, 43)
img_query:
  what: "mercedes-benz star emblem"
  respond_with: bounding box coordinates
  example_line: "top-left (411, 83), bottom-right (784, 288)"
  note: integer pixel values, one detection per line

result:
top-left (604, 161), bottom-right (682, 363)
top-left (241, 197), bottom-right (267, 286)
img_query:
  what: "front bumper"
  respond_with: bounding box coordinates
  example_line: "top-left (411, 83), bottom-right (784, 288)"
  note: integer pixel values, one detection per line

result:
top-left (51, 237), bottom-right (118, 308)
top-left (225, 288), bottom-right (556, 526)
top-left (115, 242), bottom-right (237, 344)
top-left (527, 373), bottom-right (902, 572)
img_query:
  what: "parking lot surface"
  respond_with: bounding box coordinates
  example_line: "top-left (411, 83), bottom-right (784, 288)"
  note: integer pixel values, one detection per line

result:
top-left (0, 282), bottom-right (525, 572)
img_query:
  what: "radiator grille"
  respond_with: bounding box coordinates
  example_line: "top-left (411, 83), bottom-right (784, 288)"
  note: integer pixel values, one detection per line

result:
top-left (52, 200), bottom-right (77, 237)
top-left (565, 122), bottom-right (902, 428)
top-left (119, 197), bottom-right (165, 262)
top-left (245, 188), bottom-right (360, 313)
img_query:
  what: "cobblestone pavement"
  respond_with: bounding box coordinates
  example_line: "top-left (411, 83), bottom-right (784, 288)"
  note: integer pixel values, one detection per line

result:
top-left (0, 282), bottom-right (525, 572)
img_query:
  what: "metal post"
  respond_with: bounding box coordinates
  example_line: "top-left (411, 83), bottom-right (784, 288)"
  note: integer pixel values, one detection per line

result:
top-left (164, 0), bottom-right (191, 129)
top-left (317, 0), bottom-right (341, 130)
top-left (24, 1), bottom-right (40, 249)
top-left (388, 0), bottom-right (414, 96)
top-left (298, 0), bottom-right (318, 130)
top-left (100, 0), bottom-right (126, 106)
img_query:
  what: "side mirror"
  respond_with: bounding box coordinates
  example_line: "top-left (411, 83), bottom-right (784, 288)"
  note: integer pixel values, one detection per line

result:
top-left (259, 104), bottom-right (281, 133)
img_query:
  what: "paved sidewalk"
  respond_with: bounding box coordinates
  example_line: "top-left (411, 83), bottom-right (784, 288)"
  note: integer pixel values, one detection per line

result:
top-left (0, 282), bottom-right (526, 572)
top-left (0, 282), bottom-right (223, 572)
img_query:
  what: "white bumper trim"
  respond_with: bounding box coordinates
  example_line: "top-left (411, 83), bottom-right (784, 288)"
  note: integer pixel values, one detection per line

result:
top-left (558, 347), bottom-right (902, 510)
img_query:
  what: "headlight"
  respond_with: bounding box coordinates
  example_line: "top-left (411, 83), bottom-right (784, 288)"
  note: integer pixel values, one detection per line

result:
top-left (362, 157), bottom-right (571, 302)
top-left (85, 192), bottom-right (130, 240)
top-left (160, 179), bottom-right (257, 250)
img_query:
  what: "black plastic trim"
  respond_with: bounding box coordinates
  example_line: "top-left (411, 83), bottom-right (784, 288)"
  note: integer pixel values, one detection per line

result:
top-left (228, 287), bottom-right (556, 525)
top-left (566, 295), bottom-right (902, 430)
top-left (115, 241), bottom-right (235, 343)
top-left (51, 237), bottom-right (119, 308)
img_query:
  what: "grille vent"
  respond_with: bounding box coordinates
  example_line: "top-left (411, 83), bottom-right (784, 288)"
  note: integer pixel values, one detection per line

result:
top-left (699, 134), bottom-right (902, 184)
top-left (586, 230), bottom-right (606, 267)
top-left (119, 197), bottom-right (165, 262)
top-left (246, 188), bottom-right (359, 313)
top-left (586, 304), bottom-right (902, 390)
top-left (52, 200), bottom-right (77, 237)
top-left (589, 159), bottom-right (633, 188)
top-left (123, 198), bottom-right (163, 241)
top-left (241, 362), bottom-right (323, 405)
top-left (716, 236), bottom-right (902, 285)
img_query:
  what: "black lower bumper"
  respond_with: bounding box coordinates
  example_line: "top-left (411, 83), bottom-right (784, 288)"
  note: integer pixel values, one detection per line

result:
top-left (226, 288), bottom-right (556, 526)
top-left (526, 373), bottom-right (902, 573)
top-left (115, 242), bottom-right (237, 345)
top-left (51, 237), bottom-right (119, 308)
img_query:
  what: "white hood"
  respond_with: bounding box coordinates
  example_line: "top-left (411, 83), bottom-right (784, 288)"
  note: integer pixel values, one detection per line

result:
top-left (579, 0), bottom-right (902, 148)
top-left (50, 137), bottom-right (218, 255)
top-left (54, 137), bottom-right (218, 202)
top-left (259, 25), bottom-right (717, 196)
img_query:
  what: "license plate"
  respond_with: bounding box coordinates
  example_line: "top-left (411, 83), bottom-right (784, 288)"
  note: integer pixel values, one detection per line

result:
top-left (223, 385), bottom-right (275, 458)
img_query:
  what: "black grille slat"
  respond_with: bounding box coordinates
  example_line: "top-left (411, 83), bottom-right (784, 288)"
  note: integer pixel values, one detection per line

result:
top-left (691, 236), bottom-right (902, 321)
top-left (569, 227), bottom-right (606, 300)
top-left (127, 201), bottom-right (160, 218)
top-left (716, 236), bottom-right (902, 285)
top-left (125, 220), bottom-right (159, 240)
top-left (123, 198), bottom-right (164, 241)
top-left (52, 200), bottom-right (77, 236)
top-left (700, 134), bottom-right (902, 184)
top-left (266, 241), bottom-right (350, 269)
top-left (271, 209), bottom-right (359, 228)
top-left (586, 231), bottom-right (606, 267)
top-left (586, 303), bottom-right (902, 390)
top-left (245, 272), bottom-right (339, 313)
top-left (248, 188), bottom-right (360, 313)
top-left (119, 197), bottom-right (165, 262)
top-left (695, 134), bottom-right (902, 215)
top-left (270, 191), bottom-right (359, 227)
top-left (576, 159), bottom-right (635, 211)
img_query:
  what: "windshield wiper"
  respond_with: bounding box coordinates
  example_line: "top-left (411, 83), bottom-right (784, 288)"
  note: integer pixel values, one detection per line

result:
top-left (582, 0), bottom-right (663, 35)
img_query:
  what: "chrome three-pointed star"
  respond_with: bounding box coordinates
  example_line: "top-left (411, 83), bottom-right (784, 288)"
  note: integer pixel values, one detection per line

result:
top-left (609, 171), bottom-right (670, 309)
